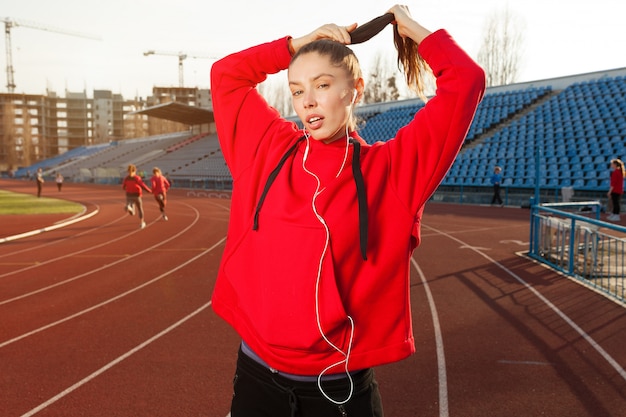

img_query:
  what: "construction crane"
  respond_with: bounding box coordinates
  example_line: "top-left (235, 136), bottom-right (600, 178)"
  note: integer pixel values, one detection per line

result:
top-left (143, 50), bottom-right (215, 87)
top-left (2, 17), bottom-right (100, 93)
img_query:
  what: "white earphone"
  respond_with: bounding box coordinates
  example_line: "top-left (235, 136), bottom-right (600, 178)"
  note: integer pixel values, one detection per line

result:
top-left (351, 89), bottom-right (358, 105)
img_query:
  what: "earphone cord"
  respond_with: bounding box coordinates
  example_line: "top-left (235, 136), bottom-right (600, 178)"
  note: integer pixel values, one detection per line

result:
top-left (336, 91), bottom-right (357, 178)
top-left (302, 136), bottom-right (355, 406)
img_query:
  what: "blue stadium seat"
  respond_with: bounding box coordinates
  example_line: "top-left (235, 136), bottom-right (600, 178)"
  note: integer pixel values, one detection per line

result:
top-left (585, 179), bottom-right (599, 188)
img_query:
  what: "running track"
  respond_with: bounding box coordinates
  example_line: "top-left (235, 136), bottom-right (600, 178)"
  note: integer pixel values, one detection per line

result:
top-left (1, 179), bottom-right (625, 416)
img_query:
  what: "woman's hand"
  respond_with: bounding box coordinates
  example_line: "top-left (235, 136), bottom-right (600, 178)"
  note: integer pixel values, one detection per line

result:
top-left (290, 23), bottom-right (357, 54)
top-left (387, 4), bottom-right (431, 44)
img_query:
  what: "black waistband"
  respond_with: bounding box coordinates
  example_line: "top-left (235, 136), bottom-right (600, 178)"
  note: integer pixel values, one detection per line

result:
top-left (236, 345), bottom-right (374, 398)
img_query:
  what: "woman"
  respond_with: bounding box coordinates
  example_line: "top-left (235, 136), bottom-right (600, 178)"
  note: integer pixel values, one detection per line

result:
top-left (122, 164), bottom-right (151, 229)
top-left (150, 167), bottom-right (171, 221)
top-left (35, 168), bottom-right (44, 198)
top-left (55, 172), bottom-right (64, 192)
top-left (607, 158), bottom-right (624, 221)
top-left (210, 5), bottom-right (485, 416)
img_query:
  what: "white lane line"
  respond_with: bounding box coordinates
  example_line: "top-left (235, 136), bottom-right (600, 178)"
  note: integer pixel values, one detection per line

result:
top-left (0, 237), bottom-right (225, 348)
top-left (423, 224), bottom-right (626, 383)
top-left (411, 257), bottom-right (449, 417)
top-left (0, 203), bottom-right (197, 279)
top-left (0, 204), bottom-right (200, 305)
top-left (0, 204), bottom-right (122, 260)
top-left (498, 360), bottom-right (555, 366)
top-left (19, 300), bottom-right (213, 417)
top-left (0, 205), bottom-right (96, 244)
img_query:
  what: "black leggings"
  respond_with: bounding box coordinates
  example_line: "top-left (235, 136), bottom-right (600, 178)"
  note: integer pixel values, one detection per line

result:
top-left (611, 192), bottom-right (621, 215)
top-left (491, 184), bottom-right (503, 204)
top-left (154, 193), bottom-right (166, 213)
top-left (230, 347), bottom-right (384, 417)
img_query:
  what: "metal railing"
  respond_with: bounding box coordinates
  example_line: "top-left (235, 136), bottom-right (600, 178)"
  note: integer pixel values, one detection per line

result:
top-left (528, 201), bottom-right (626, 305)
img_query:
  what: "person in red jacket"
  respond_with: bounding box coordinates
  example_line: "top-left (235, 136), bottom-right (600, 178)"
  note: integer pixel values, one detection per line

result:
top-left (607, 158), bottom-right (625, 221)
top-left (150, 167), bottom-right (171, 221)
top-left (122, 163), bottom-right (151, 229)
top-left (210, 5), bottom-right (485, 416)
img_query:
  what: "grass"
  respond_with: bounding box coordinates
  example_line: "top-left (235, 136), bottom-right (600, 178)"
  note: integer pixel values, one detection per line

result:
top-left (0, 189), bottom-right (84, 215)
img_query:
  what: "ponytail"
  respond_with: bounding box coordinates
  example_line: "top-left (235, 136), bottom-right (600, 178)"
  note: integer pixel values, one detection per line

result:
top-left (350, 13), bottom-right (431, 99)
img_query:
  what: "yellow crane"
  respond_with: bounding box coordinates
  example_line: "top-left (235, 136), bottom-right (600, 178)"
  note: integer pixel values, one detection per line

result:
top-left (143, 50), bottom-right (215, 87)
top-left (2, 17), bottom-right (100, 93)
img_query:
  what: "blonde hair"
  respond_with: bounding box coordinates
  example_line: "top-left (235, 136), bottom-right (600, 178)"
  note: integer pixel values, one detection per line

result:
top-left (153, 167), bottom-right (162, 175)
top-left (612, 159), bottom-right (625, 176)
top-left (127, 164), bottom-right (137, 174)
top-left (348, 12), bottom-right (431, 98)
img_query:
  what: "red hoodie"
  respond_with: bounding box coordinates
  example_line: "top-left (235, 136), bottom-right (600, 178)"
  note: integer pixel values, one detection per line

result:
top-left (210, 30), bottom-right (485, 375)
top-left (610, 168), bottom-right (624, 194)
top-left (122, 174), bottom-right (151, 196)
top-left (150, 175), bottom-right (171, 195)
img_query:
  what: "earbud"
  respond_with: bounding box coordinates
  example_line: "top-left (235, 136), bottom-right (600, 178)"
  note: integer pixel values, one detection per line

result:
top-left (351, 89), bottom-right (358, 105)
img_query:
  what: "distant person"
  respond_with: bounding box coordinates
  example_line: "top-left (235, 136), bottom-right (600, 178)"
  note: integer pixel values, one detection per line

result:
top-left (490, 166), bottom-right (503, 206)
top-left (607, 158), bottom-right (624, 221)
top-left (122, 164), bottom-right (152, 229)
top-left (35, 168), bottom-right (44, 198)
top-left (150, 167), bottom-right (171, 221)
top-left (55, 172), bottom-right (64, 191)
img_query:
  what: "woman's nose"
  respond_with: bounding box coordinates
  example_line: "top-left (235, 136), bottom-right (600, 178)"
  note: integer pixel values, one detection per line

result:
top-left (302, 90), bottom-right (315, 108)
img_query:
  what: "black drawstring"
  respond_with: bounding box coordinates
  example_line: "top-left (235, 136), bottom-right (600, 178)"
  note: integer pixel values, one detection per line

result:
top-left (350, 139), bottom-right (368, 261)
top-left (253, 136), bottom-right (306, 231)
top-left (252, 135), bottom-right (368, 261)
top-left (271, 379), bottom-right (299, 417)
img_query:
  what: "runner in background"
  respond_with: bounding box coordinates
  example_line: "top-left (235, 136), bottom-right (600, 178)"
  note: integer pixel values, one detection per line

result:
top-left (122, 164), bottom-right (151, 229)
top-left (150, 167), bottom-right (171, 221)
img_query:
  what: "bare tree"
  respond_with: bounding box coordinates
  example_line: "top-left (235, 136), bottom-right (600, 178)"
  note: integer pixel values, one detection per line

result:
top-left (258, 73), bottom-right (294, 117)
top-left (477, 7), bottom-right (525, 87)
top-left (364, 51), bottom-right (437, 103)
top-left (363, 53), bottom-right (401, 104)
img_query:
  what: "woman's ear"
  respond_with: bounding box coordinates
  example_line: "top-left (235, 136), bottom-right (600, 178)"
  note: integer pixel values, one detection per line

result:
top-left (354, 78), bottom-right (365, 103)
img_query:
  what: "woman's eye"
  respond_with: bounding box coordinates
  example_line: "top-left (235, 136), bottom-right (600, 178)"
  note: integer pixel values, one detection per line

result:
top-left (292, 90), bottom-right (303, 97)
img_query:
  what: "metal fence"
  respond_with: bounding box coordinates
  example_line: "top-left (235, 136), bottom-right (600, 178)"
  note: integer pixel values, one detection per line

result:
top-left (528, 201), bottom-right (626, 305)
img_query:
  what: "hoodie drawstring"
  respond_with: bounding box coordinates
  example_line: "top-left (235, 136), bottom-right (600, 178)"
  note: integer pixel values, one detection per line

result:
top-left (253, 136), bottom-right (306, 231)
top-left (253, 135), bottom-right (368, 261)
top-left (349, 139), bottom-right (368, 261)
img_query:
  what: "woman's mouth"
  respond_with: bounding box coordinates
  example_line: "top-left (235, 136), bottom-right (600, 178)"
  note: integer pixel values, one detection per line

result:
top-left (307, 115), bottom-right (323, 129)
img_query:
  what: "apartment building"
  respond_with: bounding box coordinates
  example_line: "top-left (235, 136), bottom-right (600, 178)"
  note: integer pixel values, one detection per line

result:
top-left (0, 86), bottom-right (211, 172)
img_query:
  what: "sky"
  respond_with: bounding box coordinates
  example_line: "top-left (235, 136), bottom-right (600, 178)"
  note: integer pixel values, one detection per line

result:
top-left (1, 0), bottom-right (625, 100)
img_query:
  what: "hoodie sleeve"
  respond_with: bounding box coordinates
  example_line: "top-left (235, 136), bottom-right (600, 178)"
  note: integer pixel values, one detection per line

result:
top-left (210, 37), bottom-right (299, 179)
top-left (138, 177), bottom-right (151, 193)
top-left (385, 29), bottom-right (485, 214)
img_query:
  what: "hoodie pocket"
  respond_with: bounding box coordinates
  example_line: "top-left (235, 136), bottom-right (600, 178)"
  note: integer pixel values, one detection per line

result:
top-left (223, 220), bottom-right (350, 353)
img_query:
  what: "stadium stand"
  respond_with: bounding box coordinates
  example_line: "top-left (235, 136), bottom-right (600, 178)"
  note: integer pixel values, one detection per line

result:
top-left (445, 74), bottom-right (626, 193)
top-left (11, 68), bottom-right (626, 205)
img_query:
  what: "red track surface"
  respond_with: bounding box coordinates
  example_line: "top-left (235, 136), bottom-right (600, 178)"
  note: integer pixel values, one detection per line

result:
top-left (1, 178), bottom-right (625, 416)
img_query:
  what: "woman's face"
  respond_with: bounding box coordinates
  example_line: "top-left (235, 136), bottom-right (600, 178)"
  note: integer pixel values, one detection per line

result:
top-left (288, 52), bottom-right (355, 143)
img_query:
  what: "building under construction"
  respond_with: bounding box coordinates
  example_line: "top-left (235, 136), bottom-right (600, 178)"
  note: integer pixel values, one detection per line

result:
top-left (0, 17), bottom-right (217, 174)
top-left (0, 86), bottom-right (213, 174)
